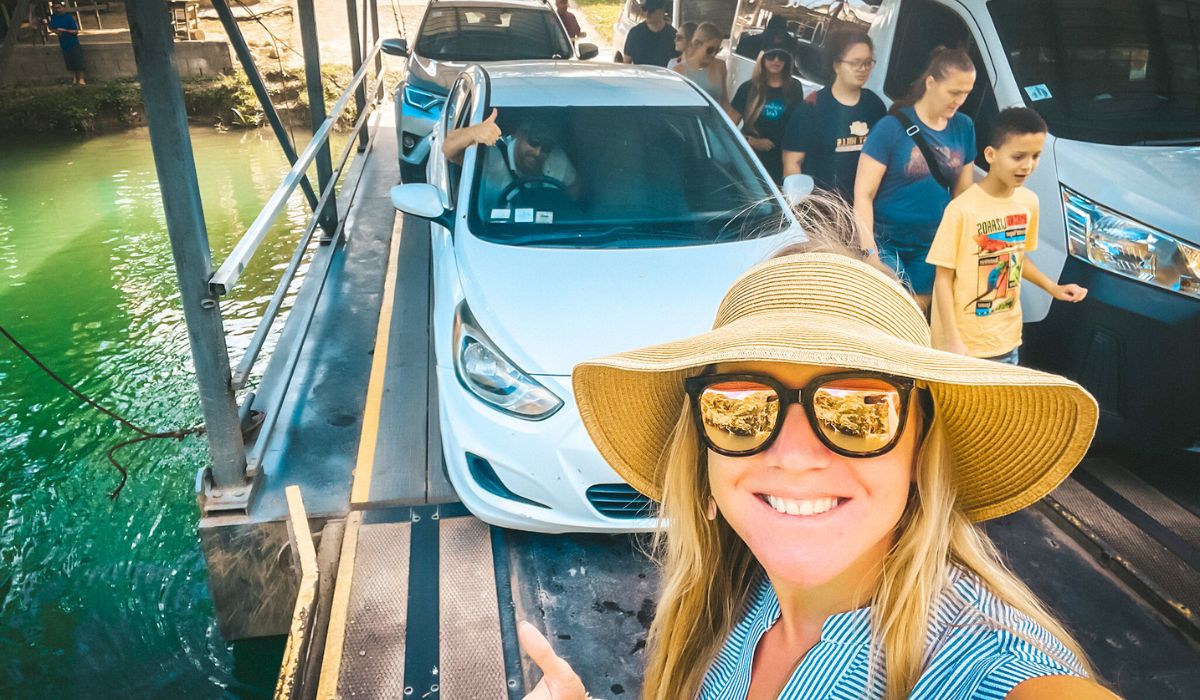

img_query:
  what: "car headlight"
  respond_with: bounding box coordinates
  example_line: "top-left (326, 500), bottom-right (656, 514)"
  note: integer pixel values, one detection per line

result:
top-left (452, 303), bottom-right (563, 420)
top-left (1063, 187), bottom-right (1200, 298)
top-left (403, 85), bottom-right (444, 113)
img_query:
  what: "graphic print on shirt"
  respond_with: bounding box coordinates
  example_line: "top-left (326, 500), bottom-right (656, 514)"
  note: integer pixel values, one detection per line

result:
top-left (969, 213), bottom-right (1028, 316)
top-left (763, 98), bottom-right (788, 122)
top-left (904, 143), bottom-right (964, 180)
top-left (835, 121), bottom-right (872, 152)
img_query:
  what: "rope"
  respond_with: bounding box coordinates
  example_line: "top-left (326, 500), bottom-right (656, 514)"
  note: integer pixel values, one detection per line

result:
top-left (0, 323), bottom-right (205, 500)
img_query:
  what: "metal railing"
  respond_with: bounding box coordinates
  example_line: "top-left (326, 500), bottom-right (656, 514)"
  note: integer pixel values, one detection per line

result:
top-left (214, 43), bottom-right (386, 388)
top-left (209, 40), bottom-right (388, 480)
top-left (119, 0), bottom-right (393, 513)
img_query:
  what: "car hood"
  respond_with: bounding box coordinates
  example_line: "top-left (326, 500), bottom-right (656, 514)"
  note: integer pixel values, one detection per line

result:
top-left (1054, 139), bottom-right (1200, 244)
top-left (409, 54), bottom-right (469, 92)
top-left (453, 233), bottom-right (797, 376)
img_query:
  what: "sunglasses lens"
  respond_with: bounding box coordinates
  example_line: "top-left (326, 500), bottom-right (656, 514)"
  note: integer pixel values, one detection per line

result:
top-left (812, 378), bottom-right (903, 454)
top-left (697, 381), bottom-right (780, 454)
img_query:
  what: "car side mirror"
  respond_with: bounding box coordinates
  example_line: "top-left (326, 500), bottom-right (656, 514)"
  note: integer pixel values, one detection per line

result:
top-left (577, 43), bottom-right (599, 60)
top-left (391, 184), bottom-right (453, 229)
top-left (381, 38), bottom-right (409, 57)
top-left (782, 174), bottom-right (816, 206)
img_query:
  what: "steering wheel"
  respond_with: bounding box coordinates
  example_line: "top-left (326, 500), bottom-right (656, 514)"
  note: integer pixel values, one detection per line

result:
top-left (496, 175), bottom-right (572, 207)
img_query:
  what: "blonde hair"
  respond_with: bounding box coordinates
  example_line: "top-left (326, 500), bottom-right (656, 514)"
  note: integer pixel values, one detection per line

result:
top-left (741, 50), bottom-right (803, 137)
top-left (641, 269), bottom-right (1093, 699)
top-left (687, 21), bottom-right (723, 56)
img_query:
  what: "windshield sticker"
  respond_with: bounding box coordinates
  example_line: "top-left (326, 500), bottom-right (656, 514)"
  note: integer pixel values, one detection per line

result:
top-left (1023, 84), bottom-right (1053, 102)
top-left (490, 208), bottom-right (511, 221)
top-left (514, 208), bottom-right (535, 223)
top-left (535, 211), bottom-right (554, 224)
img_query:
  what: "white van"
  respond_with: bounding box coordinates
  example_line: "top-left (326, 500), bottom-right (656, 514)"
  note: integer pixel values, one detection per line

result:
top-left (727, 0), bottom-right (1200, 457)
top-left (613, 0), bottom-right (739, 61)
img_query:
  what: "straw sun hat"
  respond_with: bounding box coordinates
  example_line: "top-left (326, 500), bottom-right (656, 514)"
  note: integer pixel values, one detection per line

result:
top-left (572, 252), bottom-right (1098, 522)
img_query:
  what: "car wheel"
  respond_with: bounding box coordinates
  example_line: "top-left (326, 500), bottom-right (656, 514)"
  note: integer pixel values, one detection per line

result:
top-left (400, 161), bottom-right (426, 184)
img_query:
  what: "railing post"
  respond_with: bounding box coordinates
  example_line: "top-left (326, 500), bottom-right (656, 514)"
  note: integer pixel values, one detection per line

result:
top-left (210, 0), bottom-right (319, 212)
top-left (370, 0), bottom-right (383, 102)
top-left (347, 0), bottom-right (368, 153)
top-left (123, 0), bottom-right (254, 511)
top-left (296, 0), bottom-right (338, 241)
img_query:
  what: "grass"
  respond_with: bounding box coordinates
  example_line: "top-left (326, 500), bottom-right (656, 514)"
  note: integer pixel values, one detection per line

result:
top-left (574, 0), bottom-right (624, 44)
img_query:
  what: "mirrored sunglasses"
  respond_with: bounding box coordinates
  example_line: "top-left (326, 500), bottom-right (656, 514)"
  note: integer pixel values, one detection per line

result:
top-left (684, 372), bottom-right (916, 458)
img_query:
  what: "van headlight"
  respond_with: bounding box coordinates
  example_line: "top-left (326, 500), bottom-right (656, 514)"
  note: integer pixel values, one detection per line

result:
top-left (403, 84), bottom-right (444, 113)
top-left (1063, 187), bottom-right (1200, 298)
top-left (453, 303), bottom-right (563, 420)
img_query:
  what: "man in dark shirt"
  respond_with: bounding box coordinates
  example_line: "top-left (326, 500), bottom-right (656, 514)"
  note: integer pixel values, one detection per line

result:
top-left (622, 0), bottom-right (676, 67)
top-left (556, 0), bottom-right (586, 41)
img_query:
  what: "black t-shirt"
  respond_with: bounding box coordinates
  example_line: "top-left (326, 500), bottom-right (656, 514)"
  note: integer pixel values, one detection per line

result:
top-left (782, 87), bottom-right (886, 200)
top-left (624, 22), bottom-right (677, 67)
top-left (733, 81), bottom-right (800, 183)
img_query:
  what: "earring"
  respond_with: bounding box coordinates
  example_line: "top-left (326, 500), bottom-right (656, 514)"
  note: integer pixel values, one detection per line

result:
top-left (705, 497), bottom-right (717, 521)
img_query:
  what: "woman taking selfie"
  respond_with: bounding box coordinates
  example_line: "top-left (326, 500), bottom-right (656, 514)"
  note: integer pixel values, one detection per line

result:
top-left (730, 48), bottom-right (805, 184)
top-left (854, 47), bottom-right (978, 311)
top-left (518, 248), bottom-right (1117, 700)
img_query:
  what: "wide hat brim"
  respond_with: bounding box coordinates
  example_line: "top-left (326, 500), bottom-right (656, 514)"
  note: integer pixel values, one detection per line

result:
top-left (572, 254), bottom-right (1098, 523)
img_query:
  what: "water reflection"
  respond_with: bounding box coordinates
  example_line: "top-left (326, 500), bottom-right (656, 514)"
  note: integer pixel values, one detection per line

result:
top-left (0, 126), bottom-right (340, 698)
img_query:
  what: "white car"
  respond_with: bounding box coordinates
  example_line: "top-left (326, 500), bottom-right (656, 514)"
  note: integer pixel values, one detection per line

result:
top-left (390, 61), bottom-right (805, 533)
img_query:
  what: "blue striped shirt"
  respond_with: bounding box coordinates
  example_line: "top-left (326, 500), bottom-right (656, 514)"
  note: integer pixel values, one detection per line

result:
top-left (698, 568), bottom-right (1085, 699)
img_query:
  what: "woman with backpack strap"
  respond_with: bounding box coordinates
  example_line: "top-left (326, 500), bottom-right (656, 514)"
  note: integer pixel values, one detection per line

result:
top-left (854, 47), bottom-right (978, 312)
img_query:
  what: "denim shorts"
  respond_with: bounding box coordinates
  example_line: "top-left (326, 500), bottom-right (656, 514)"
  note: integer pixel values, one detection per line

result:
top-left (877, 240), bottom-right (937, 295)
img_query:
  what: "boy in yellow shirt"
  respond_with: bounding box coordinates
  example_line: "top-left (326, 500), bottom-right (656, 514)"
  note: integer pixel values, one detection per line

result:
top-left (926, 108), bottom-right (1087, 364)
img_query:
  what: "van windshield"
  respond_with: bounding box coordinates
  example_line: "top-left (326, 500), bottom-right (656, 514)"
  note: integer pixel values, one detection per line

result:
top-left (416, 7), bottom-right (572, 61)
top-left (468, 106), bottom-right (784, 249)
top-left (990, 0), bottom-right (1200, 145)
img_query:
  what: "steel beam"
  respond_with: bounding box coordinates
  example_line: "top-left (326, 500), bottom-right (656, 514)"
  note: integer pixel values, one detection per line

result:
top-left (210, 0), bottom-right (319, 212)
top-left (370, 0), bottom-right (383, 101)
top-left (347, 0), bottom-right (368, 152)
top-left (123, 1), bottom-right (253, 509)
top-left (296, 0), bottom-right (338, 240)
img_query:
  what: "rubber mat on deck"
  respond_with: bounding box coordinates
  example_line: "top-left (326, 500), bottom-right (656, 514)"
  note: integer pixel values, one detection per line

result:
top-left (337, 522), bottom-right (411, 699)
top-left (439, 517), bottom-right (508, 699)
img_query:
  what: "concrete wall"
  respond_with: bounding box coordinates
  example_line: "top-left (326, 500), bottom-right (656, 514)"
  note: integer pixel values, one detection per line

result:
top-left (8, 40), bottom-right (232, 85)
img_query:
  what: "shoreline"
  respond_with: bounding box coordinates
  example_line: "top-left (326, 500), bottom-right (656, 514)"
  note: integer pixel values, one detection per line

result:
top-left (0, 66), bottom-right (396, 136)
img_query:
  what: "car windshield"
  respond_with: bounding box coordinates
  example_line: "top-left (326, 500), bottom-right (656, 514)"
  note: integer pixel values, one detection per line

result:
top-left (989, 0), bottom-right (1200, 145)
top-left (466, 106), bottom-right (785, 249)
top-left (416, 7), bottom-right (572, 61)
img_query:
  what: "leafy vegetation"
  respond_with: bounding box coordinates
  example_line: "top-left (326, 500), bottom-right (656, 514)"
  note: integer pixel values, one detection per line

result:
top-left (0, 65), bottom-right (380, 135)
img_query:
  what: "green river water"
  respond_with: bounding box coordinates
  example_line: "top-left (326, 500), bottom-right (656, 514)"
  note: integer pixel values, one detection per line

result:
top-left (0, 127), bottom-right (342, 698)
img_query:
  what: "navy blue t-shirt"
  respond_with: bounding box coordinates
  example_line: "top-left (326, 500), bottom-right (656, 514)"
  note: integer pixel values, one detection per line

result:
top-left (782, 87), bottom-right (886, 201)
top-left (861, 107), bottom-right (976, 229)
top-left (49, 14), bottom-right (81, 50)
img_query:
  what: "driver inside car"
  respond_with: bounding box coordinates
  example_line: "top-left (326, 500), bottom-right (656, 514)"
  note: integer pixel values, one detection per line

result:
top-left (443, 109), bottom-right (581, 207)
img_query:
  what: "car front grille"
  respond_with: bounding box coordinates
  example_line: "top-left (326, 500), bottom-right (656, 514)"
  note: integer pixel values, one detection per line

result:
top-left (585, 483), bottom-right (656, 520)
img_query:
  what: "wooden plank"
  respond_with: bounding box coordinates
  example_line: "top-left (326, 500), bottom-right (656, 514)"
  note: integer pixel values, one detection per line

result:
top-left (366, 215), bottom-right (435, 505)
top-left (275, 486), bottom-right (319, 700)
top-left (316, 510), bottom-right (364, 700)
top-left (349, 214), bottom-right (406, 507)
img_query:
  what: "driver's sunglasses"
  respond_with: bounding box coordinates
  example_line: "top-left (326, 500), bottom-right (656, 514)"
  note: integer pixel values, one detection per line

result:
top-left (525, 137), bottom-right (556, 152)
top-left (684, 372), bottom-right (916, 458)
